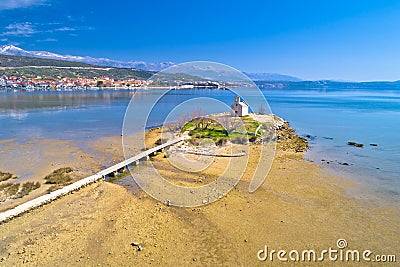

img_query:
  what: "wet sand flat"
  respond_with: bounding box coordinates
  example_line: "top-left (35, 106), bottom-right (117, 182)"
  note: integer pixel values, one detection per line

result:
top-left (0, 138), bottom-right (105, 212)
top-left (0, 131), bottom-right (399, 266)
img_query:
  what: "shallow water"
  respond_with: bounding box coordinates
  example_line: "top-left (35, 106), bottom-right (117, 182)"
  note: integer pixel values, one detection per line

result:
top-left (0, 88), bottom-right (399, 203)
top-left (262, 89), bottom-right (400, 204)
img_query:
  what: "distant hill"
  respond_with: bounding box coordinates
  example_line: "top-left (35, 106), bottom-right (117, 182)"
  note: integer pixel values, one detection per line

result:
top-left (0, 45), bottom-right (308, 82)
top-left (255, 80), bottom-right (400, 90)
top-left (0, 54), bottom-right (154, 80)
top-left (244, 72), bottom-right (301, 82)
top-left (0, 54), bottom-right (204, 83)
top-left (0, 54), bottom-right (96, 68)
top-left (0, 45), bottom-right (174, 71)
top-left (2, 46), bottom-right (398, 86)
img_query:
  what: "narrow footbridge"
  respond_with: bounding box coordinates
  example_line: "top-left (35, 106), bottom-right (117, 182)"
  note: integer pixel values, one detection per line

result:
top-left (0, 136), bottom-right (187, 223)
top-left (98, 136), bottom-right (187, 177)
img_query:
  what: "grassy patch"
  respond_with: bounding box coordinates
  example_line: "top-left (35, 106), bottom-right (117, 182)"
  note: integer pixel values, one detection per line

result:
top-left (0, 181), bottom-right (41, 201)
top-left (44, 167), bottom-right (73, 185)
top-left (0, 183), bottom-right (20, 200)
top-left (241, 116), bottom-right (260, 133)
top-left (189, 127), bottom-right (229, 141)
top-left (181, 121), bottom-right (195, 132)
top-left (0, 171), bottom-right (17, 182)
top-left (47, 185), bottom-right (62, 193)
top-left (184, 116), bottom-right (261, 145)
top-left (16, 182), bottom-right (41, 198)
top-left (107, 169), bottom-right (131, 183)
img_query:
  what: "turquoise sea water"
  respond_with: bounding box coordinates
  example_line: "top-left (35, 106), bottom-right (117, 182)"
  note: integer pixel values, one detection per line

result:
top-left (0, 88), bottom-right (399, 202)
top-left (263, 89), bottom-right (400, 203)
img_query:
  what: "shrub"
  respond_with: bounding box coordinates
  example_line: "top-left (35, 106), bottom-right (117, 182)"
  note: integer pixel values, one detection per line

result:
top-left (53, 167), bottom-right (73, 174)
top-left (44, 167), bottom-right (73, 185)
top-left (0, 171), bottom-right (16, 182)
top-left (216, 138), bottom-right (228, 146)
top-left (0, 183), bottom-right (20, 201)
top-left (249, 136), bottom-right (257, 143)
top-left (232, 136), bottom-right (248, 144)
top-left (155, 138), bottom-right (168, 146)
top-left (16, 182), bottom-right (41, 198)
top-left (47, 185), bottom-right (62, 193)
top-left (190, 138), bottom-right (201, 146)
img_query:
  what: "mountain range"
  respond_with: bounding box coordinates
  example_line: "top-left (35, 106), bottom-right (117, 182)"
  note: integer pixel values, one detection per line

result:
top-left (0, 45), bottom-right (301, 81)
top-left (0, 45), bottom-right (174, 71)
top-left (244, 72), bottom-right (301, 82)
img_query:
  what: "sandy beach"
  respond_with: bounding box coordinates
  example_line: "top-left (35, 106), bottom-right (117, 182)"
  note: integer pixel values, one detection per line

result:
top-left (2, 0), bottom-right (400, 265)
top-left (0, 124), bottom-right (399, 266)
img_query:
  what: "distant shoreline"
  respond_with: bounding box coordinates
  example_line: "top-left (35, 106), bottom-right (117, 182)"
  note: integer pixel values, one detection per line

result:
top-left (0, 87), bottom-right (167, 93)
top-left (3, 80), bottom-right (400, 93)
top-left (0, 86), bottom-right (233, 93)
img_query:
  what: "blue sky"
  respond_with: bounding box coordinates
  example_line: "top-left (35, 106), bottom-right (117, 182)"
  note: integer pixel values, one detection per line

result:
top-left (0, 0), bottom-right (400, 81)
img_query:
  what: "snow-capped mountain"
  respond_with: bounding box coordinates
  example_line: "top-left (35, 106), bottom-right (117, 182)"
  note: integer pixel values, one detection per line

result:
top-left (0, 45), bottom-right (174, 71)
top-left (0, 45), bottom-right (30, 56)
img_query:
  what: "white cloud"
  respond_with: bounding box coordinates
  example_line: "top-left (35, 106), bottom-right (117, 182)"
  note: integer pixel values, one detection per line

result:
top-left (0, 0), bottom-right (47, 11)
top-left (67, 15), bottom-right (85, 23)
top-left (54, 27), bottom-right (76, 32)
top-left (36, 38), bottom-right (57, 42)
top-left (0, 22), bottom-right (36, 37)
top-left (0, 21), bottom-right (94, 40)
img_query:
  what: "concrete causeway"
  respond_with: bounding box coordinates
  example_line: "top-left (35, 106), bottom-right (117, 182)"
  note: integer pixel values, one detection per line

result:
top-left (0, 136), bottom-right (188, 224)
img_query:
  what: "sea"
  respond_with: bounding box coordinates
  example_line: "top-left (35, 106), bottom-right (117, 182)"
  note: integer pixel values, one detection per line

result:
top-left (0, 86), bottom-right (399, 204)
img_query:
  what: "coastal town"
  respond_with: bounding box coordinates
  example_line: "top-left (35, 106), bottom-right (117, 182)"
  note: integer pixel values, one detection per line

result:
top-left (0, 74), bottom-right (231, 92)
top-left (0, 75), bottom-right (151, 92)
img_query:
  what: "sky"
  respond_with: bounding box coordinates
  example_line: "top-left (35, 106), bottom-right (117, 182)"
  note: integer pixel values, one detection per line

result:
top-left (0, 0), bottom-right (400, 81)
